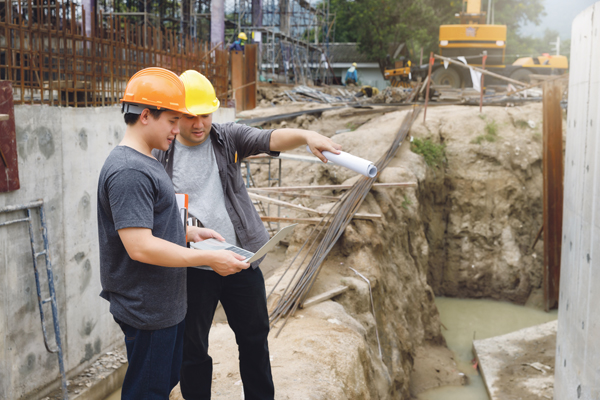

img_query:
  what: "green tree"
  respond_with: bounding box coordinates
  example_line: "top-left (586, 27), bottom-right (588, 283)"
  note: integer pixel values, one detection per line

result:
top-left (348, 0), bottom-right (452, 72)
top-left (323, 0), bottom-right (461, 70)
top-left (326, 0), bottom-right (359, 43)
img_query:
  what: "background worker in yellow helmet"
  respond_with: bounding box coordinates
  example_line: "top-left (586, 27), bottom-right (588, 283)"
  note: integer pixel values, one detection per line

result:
top-left (229, 32), bottom-right (247, 51)
top-left (98, 67), bottom-right (249, 400)
top-left (152, 70), bottom-right (342, 400)
top-left (345, 62), bottom-right (358, 85)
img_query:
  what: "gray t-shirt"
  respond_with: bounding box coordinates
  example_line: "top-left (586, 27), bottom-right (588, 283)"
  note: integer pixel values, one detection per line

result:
top-left (97, 146), bottom-right (187, 330)
top-left (172, 139), bottom-right (240, 270)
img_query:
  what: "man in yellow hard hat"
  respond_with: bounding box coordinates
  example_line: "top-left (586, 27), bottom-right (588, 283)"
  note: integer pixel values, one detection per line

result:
top-left (98, 67), bottom-right (250, 400)
top-left (229, 32), bottom-right (247, 51)
top-left (153, 70), bottom-right (341, 400)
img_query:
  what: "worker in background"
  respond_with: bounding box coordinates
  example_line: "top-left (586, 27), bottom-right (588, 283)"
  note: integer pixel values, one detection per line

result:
top-left (345, 62), bottom-right (358, 85)
top-left (152, 70), bottom-right (342, 400)
top-left (229, 32), bottom-right (247, 51)
top-left (355, 85), bottom-right (380, 98)
top-left (97, 67), bottom-right (249, 400)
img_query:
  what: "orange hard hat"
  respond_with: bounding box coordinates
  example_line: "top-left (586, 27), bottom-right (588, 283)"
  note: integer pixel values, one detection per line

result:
top-left (120, 67), bottom-right (194, 115)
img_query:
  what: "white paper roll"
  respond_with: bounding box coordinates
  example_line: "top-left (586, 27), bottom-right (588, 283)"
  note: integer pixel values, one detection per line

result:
top-left (307, 145), bottom-right (378, 178)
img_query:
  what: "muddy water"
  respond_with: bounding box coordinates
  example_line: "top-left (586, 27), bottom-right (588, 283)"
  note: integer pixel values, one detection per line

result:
top-left (419, 297), bottom-right (558, 400)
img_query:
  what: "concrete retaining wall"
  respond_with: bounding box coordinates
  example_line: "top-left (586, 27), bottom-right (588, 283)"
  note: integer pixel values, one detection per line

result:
top-left (555, 3), bottom-right (600, 399)
top-left (0, 104), bottom-right (235, 399)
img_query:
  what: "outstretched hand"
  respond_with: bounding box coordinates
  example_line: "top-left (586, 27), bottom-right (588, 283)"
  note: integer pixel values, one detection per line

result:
top-left (306, 131), bottom-right (342, 163)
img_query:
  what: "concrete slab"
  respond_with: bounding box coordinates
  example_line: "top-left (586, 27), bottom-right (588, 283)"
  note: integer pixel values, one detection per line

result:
top-left (473, 320), bottom-right (557, 400)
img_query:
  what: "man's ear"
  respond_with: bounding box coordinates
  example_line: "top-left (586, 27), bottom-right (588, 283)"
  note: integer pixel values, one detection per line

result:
top-left (139, 108), bottom-right (151, 125)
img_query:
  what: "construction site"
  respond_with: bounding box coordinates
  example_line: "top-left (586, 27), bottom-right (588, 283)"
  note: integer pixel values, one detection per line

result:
top-left (0, 0), bottom-right (599, 399)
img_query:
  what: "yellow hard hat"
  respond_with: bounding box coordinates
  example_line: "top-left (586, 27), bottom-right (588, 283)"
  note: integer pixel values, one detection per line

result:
top-left (179, 70), bottom-right (220, 115)
top-left (238, 32), bottom-right (248, 41)
top-left (352, 62), bottom-right (357, 67)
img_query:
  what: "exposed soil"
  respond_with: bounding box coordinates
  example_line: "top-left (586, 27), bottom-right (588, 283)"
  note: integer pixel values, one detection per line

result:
top-left (409, 345), bottom-right (468, 396)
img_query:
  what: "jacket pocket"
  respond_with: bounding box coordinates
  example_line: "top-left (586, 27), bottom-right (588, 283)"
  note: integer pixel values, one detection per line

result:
top-left (226, 162), bottom-right (245, 193)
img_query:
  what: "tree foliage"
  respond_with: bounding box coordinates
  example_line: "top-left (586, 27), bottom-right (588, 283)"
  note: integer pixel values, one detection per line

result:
top-left (337, 0), bottom-right (461, 72)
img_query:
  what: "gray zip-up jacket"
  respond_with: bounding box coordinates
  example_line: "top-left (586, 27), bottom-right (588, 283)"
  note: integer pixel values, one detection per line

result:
top-left (152, 122), bottom-right (278, 269)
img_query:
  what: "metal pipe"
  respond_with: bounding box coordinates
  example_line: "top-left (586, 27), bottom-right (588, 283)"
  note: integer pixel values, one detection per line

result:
top-left (0, 199), bottom-right (43, 213)
top-left (2, 201), bottom-right (68, 399)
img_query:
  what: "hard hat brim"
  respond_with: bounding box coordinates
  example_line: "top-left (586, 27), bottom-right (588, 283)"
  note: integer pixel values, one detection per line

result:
top-left (187, 100), bottom-right (220, 116)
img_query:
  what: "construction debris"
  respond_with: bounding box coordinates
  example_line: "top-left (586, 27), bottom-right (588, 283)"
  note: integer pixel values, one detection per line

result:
top-left (42, 349), bottom-right (127, 400)
top-left (268, 107), bottom-right (422, 335)
top-left (372, 87), bottom-right (413, 104)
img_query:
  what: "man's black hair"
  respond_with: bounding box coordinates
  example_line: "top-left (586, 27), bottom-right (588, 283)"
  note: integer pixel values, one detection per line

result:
top-left (123, 108), bottom-right (165, 126)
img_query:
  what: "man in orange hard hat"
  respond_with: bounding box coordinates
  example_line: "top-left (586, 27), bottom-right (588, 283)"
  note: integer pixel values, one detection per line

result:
top-left (97, 67), bottom-right (250, 400)
top-left (153, 70), bottom-right (342, 399)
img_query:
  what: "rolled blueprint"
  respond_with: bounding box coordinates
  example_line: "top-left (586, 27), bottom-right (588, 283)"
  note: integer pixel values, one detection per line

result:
top-left (307, 145), bottom-right (378, 178)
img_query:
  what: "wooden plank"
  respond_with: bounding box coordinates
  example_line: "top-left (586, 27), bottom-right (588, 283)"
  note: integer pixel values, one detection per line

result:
top-left (249, 188), bottom-right (340, 200)
top-left (248, 182), bottom-right (417, 192)
top-left (231, 49), bottom-right (244, 112)
top-left (248, 192), bottom-right (321, 214)
top-left (542, 79), bottom-right (564, 311)
top-left (0, 82), bottom-right (20, 192)
top-left (260, 216), bottom-right (331, 224)
top-left (301, 286), bottom-right (349, 308)
top-left (244, 43), bottom-right (257, 110)
top-left (507, 73), bottom-right (568, 96)
top-left (250, 192), bottom-right (381, 221)
top-left (340, 106), bottom-right (402, 117)
top-left (434, 54), bottom-right (526, 88)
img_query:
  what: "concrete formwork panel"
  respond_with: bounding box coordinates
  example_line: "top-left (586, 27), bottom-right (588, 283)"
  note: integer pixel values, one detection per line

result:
top-left (555, 2), bottom-right (600, 399)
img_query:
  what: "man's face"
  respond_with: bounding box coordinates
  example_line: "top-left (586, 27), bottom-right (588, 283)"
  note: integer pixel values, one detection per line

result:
top-left (147, 110), bottom-right (182, 151)
top-left (177, 113), bottom-right (213, 147)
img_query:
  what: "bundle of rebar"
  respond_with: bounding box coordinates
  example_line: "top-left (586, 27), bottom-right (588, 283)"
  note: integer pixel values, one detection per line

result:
top-left (268, 106), bottom-right (422, 336)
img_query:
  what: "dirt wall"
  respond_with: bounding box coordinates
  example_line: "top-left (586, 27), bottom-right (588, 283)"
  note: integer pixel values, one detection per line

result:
top-left (410, 103), bottom-right (547, 303)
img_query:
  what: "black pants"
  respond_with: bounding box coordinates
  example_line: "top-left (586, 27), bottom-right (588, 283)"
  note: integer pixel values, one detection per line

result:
top-left (180, 267), bottom-right (274, 400)
top-left (115, 318), bottom-right (185, 400)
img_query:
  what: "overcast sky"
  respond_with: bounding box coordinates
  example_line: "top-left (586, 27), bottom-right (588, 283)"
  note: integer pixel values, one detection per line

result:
top-left (520, 0), bottom-right (598, 39)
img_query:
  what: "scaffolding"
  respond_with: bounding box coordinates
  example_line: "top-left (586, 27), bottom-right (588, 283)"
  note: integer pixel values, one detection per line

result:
top-left (82, 1), bottom-right (337, 85)
top-left (0, 0), bottom-right (227, 107)
top-left (96, 0), bottom-right (214, 44)
top-left (226, 0), bottom-right (336, 84)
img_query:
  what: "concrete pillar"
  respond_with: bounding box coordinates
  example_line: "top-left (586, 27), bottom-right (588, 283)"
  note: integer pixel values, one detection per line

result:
top-left (252, 0), bottom-right (263, 27)
top-left (554, 2), bottom-right (600, 399)
top-left (279, 0), bottom-right (289, 35)
top-left (211, 0), bottom-right (225, 47)
top-left (82, 0), bottom-right (94, 36)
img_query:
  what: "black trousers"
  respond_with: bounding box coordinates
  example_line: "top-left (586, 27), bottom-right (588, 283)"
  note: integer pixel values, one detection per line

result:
top-left (180, 267), bottom-right (274, 400)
